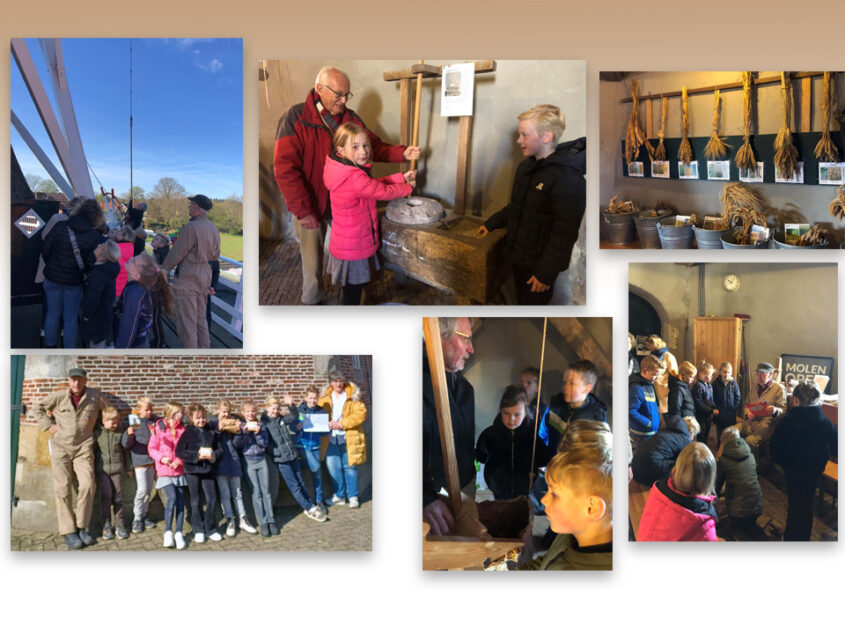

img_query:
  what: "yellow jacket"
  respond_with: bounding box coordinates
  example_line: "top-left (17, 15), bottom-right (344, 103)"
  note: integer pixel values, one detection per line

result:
top-left (318, 383), bottom-right (368, 466)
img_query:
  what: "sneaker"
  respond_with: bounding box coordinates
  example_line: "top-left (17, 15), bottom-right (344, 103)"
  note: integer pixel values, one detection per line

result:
top-left (144, 518), bottom-right (156, 529)
top-left (260, 524), bottom-right (271, 538)
top-left (132, 520), bottom-right (144, 534)
top-left (102, 523), bottom-right (115, 540)
top-left (174, 532), bottom-right (186, 550)
top-left (209, 531), bottom-right (223, 542)
top-left (162, 530), bottom-right (174, 548)
top-left (239, 516), bottom-right (258, 534)
top-left (327, 495), bottom-right (346, 506)
top-left (268, 522), bottom-right (280, 535)
top-left (194, 532), bottom-right (206, 544)
top-left (348, 496), bottom-right (360, 509)
top-left (226, 520), bottom-right (237, 537)
top-left (64, 533), bottom-right (84, 550)
top-left (116, 526), bottom-right (130, 540)
top-left (318, 502), bottom-right (328, 515)
top-left (77, 528), bottom-right (95, 547)
top-left (305, 506), bottom-right (328, 522)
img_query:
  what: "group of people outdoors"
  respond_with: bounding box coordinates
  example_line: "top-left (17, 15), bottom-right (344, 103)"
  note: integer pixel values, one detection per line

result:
top-left (273, 66), bottom-right (585, 305)
top-left (422, 317), bottom-right (612, 570)
top-left (628, 333), bottom-right (837, 542)
top-left (37, 194), bottom-right (220, 349)
top-left (35, 367), bottom-right (367, 550)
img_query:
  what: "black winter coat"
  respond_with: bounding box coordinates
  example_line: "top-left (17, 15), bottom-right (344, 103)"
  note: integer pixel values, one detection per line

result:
top-left (423, 357), bottom-right (476, 506)
top-left (667, 375), bottom-right (696, 418)
top-left (712, 378), bottom-right (741, 428)
top-left (631, 414), bottom-right (691, 486)
top-left (176, 425), bottom-right (222, 475)
top-left (691, 380), bottom-right (716, 423)
top-left (770, 405), bottom-right (837, 477)
top-left (716, 436), bottom-right (762, 519)
top-left (263, 411), bottom-right (300, 463)
top-left (483, 138), bottom-right (586, 285)
top-left (475, 414), bottom-right (549, 500)
top-left (547, 391), bottom-right (608, 453)
top-left (80, 261), bottom-right (119, 344)
top-left (42, 215), bottom-right (101, 286)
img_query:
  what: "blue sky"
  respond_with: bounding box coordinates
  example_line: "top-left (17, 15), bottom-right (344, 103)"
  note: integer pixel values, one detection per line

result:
top-left (11, 38), bottom-right (243, 199)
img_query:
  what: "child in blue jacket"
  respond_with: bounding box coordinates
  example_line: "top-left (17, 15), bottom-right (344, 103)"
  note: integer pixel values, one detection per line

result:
top-left (629, 355), bottom-right (662, 454)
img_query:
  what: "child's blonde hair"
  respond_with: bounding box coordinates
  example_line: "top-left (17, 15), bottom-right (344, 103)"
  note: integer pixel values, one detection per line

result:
top-left (116, 225), bottom-right (137, 243)
top-left (720, 425), bottom-right (740, 446)
top-left (241, 399), bottom-right (257, 413)
top-left (216, 399), bottom-right (234, 413)
top-left (98, 239), bottom-right (121, 263)
top-left (136, 396), bottom-right (153, 409)
top-left (683, 416), bottom-right (700, 436)
top-left (640, 354), bottom-right (662, 372)
top-left (679, 361), bottom-right (697, 380)
top-left (720, 361), bottom-right (733, 373)
top-left (265, 396), bottom-right (281, 407)
top-left (305, 385), bottom-right (319, 396)
top-left (518, 104), bottom-right (566, 144)
top-left (163, 401), bottom-right (185, 420)
top-left (546, 443), bottom-right (612, 518)
top-left (697, 361), bottom-right (715, 375)
top-left (557, 419), bottom-right (612, 454)
top-left (101, 406), bottom-right (120, 422)
top-left (646, 334), bottom-right (667, 349)
top-left (672, 441), bottom-right (716, 496)
top-left (186, 403), bottom-right (207, 421)
top-left (333, 123), bottom-right (366, 152)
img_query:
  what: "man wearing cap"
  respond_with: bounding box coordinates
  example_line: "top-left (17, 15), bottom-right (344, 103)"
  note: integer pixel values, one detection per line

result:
top-left (273, 66), bottom-right (421, 304)
top-left (162, 195), bottom-right (221, 348)
top-left (35, 368), bottom-right (110, 549)
top-left (743, 361), bottom-right (787, 455)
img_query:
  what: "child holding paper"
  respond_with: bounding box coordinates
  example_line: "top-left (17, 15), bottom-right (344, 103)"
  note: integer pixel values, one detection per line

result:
top-left (293, 386), bottom-right (331, 512)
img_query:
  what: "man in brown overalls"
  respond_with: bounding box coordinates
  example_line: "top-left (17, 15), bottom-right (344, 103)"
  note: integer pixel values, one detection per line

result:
top-left (35, 367), bottom-right (109, 549)
top-left (162, 194), bottom-right (221, 348)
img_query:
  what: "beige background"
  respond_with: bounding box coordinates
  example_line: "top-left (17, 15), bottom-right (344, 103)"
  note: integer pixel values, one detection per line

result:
top-left (2, 0), bottom-right (845, 630)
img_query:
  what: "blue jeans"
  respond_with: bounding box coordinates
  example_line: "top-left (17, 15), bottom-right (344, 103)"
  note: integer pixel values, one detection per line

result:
top-left (43, 278), bottom-right (83, 348)
top-left (216, 475), bottom-right (247, 520)
top-left (162, 484), bottom-right (185, 533)
top-left (278, 460), bottom-right (313, 510)
top-left (298, 446), bottom-right (323, 503)
top-left (244, 458), bottom-right (274, 525)
top-left (326, 442), bottom-right (358, 499)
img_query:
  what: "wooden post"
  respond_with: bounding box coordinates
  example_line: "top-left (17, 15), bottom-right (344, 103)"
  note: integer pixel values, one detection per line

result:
top-left (399, 77), bottom-right (411, 172)
top-left (455, 116), bottom-right (472, 215)
top-left (801, 76), bottom-right (812, 133)
top-left (422, 317), bottom-right (463, 520)
top-left (410, 59), bottom-right (424, 173)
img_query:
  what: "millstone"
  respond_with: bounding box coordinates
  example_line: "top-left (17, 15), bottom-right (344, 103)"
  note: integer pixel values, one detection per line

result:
top-left (385, 196), bottom-right (445, 225)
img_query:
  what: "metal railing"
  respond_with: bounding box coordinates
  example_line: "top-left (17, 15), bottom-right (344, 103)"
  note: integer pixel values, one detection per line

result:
top-left (145, 231), bottom-right (243, 342)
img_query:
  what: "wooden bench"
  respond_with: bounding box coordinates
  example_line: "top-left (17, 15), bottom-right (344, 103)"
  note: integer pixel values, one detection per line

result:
top-left (629, 479), bottom-right (651, 541)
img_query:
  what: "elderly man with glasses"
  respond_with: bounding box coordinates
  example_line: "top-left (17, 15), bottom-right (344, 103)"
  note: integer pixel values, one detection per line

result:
top-left (273, 66), bottom-right (421, 305)
top-left (422, 317), bottom-right (477, 536)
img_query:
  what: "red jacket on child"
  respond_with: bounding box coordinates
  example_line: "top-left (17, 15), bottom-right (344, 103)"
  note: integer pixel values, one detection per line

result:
top-left (147, 420), bottom-right (186, 478)
top-left (323, 153), bottom-right (411, 260)
top-left (638, 477), bottom-right (718, 542)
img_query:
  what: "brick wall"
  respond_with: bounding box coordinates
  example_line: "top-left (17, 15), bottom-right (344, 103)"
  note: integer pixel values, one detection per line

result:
top-left (21, 355), bottom-right (372, 423)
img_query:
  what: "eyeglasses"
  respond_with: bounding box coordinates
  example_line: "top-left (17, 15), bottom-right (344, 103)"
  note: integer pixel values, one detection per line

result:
top-left (323, 84), bottom-right (353, 101)
top-left (454, 330), bottom-right (473, 346)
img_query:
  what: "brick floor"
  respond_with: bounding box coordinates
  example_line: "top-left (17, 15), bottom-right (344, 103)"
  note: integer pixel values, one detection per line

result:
top-left (11, 500), bottom-right (372, 552)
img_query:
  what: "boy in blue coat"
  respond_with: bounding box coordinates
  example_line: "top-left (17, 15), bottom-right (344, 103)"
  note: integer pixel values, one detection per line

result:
top-left (629, 355), bottom-right (662, 453)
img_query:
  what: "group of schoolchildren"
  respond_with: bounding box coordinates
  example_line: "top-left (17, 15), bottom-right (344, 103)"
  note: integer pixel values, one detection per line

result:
top-left (322, 104), bottom-right (584, 305)
top-left (473, 360), bottom-right (613, 570)
top-left (40, 195), bottom-right (176, 349)
top-left (629, 336), bottom-right (837, 542)
top-left (92, 376), bottom-right (366, 549)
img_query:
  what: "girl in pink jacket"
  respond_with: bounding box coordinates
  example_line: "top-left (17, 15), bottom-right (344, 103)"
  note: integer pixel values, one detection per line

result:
top-left (148, 402), bottom-right (188, 549)
top-left (323, 123), bottom-right (415, 305)
top-left (638, 441), bottom-right (718, 541)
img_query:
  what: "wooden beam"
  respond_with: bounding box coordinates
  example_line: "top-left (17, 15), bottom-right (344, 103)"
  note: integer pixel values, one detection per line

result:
top-left (801, 76), bottom-right (812, 133)
top-left (547, 318), bottom-right (612, 380)
top-left (455, 116), bottom-right (472, 214)
top-left (384, 60), bottom-right (497, 82)
top-left (619, 71), bottom-right (826, 103)
top-left (399, 77), bottom-right (411, 171)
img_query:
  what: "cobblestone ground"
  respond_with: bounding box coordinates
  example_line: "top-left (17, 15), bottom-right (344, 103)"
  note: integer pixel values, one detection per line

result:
top-left (11, 500), bottom-right (372, 552)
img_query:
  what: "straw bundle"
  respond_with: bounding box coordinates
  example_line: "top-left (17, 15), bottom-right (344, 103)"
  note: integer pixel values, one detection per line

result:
top-left (606, 194), bottom-right (638, 214)
top-left (814, 72), bottom-right (839, 162)
top-left (624, 80), bottom-right (654, 163)
top-left (735, 72), bottom-right (757, 171)
top-left (720, 182), bottom-right (763, 215)
top-left (724, 209), bottom-right (768, 244)
top-left (828, 185), bottom-right (845, 221)
top-left (704, 89), bottom-right (729, 160)
top-left (677, 86), bottom-right (693, 165)
top-left (774, 73), bottom-right (799, 179)
top-left (796, 225), bottom-right (828, 246)
top-left (654, 96), bottom-right (668, 161)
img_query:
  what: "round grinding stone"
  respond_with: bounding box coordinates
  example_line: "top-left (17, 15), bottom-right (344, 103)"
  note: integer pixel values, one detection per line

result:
top-left (385, 196), bottom-right (445, 224)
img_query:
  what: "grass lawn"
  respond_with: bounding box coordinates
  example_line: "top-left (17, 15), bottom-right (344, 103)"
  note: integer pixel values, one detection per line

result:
top-left (220, 233), bottom-right (243, 262)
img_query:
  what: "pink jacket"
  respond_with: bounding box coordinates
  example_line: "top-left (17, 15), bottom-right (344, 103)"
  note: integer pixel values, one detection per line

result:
top-left (637, 477), bottom-right (718, 542)
top-left (115, 242), bottom-right (135, 297)
top-left (147, 420), bottom-right (186, 478)
top-left (323, 153), bottom-right (412, 260)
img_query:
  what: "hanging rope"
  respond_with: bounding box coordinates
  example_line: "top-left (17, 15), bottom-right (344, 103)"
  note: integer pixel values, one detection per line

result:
top-left (129, 38), bottom-right (134, 198)
top-left (678, 85), bottom-right (693, 165)
top-left (735, 72), bottom-right (757, 171)
top-left (528, 317), bottom-right (548, 493)
top-left (774, 72), bottom-right (799, 179)
top-left (814, 71), bottom-right (839, 162)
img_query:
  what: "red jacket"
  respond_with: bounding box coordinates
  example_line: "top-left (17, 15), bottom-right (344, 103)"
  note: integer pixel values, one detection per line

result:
top-left (115, 241), bottom-right (135, 297)
top-left (638, 477), bottom-right (717, 542)
top-left (147, 420), bottom-right (186, 478)
top-left (273, 89), bottom-right (406, 221)
top-left (323, 154), bottom-right (411, 260)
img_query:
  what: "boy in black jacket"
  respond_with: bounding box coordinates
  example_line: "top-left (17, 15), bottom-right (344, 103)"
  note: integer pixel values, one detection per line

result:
top-left (80, 239), bottom-right (121, 348)
top-left (176, 403), bottom-right (223, 543)
top-left (477, 104), bottom-right (585, 305)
